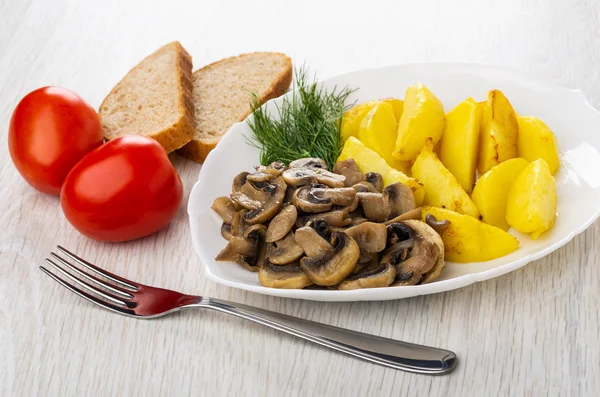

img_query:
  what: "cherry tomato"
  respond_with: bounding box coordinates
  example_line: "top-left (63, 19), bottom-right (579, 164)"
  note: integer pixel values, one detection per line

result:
top-left (60, 136), bottom-right (183, 242)
top-left (9, 86), bottom-right (103, 195)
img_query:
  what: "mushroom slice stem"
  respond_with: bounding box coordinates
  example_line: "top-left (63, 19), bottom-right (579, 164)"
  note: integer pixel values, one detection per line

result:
top-left (385, 208), bottom-right (423, 224)
top-left (296, 210), bottom-right (350, 228)
top-left (258, 262), bottom-right (313, 289)
top-left (269, 232), bottom-right (305, 265)
top-left (300, 232), bottom-right (360, 286)
top-left (344, 222), bottom-right (388, 253)
top-left (282, 168), bottom-right (318, 187)
top-left (266, 205), bottom-right (298, 243)
top-left (425, 214), bottom-right (451, 234)
top-left (212, 197), bottom-right (237, 224)
top-left (295, 225), bottom-right (333, 259)
top-left (338, 263), bottom-right (396, 290)
top-left (312, 187), bottom-right (357, 207)
top-left (230, 192), bottom-right (262, 210)
top-left (357, 192), bottom-right (388, 222)
top-left (352, 181), bottom-right (378, 193)
top-left (384, 182), bottom-right (416, 218)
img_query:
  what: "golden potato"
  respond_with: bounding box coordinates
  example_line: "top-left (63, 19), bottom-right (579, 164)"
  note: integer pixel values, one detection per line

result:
top-left (340, 100), bottom-right (378, 142)
top-left (393, 83), bottom-right (445, 162)
top-left (358, 102), bottom-right (399, 167)
top-left (338, 137), bottom-right (425, 205)
top-left (438, 97), bottom-right (481, 193)
top-left (517, 116), bottom-right (560, 175)
top-left (382, 98), bottom-right (404, 121)
top-left (471, 158), bottom-right (529, 230)
top-left (478, 90), bottom-right (518, 174)
top-left (422, 206), bottom-right (520, 262)
top-left (411, 139), bottom-right (480, 218)
top-left (506, 159), bottom-right (557, 239)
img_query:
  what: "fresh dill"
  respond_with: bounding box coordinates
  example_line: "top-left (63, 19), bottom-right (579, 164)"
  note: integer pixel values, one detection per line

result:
top-left (246, 67), bottom-right (355, 169)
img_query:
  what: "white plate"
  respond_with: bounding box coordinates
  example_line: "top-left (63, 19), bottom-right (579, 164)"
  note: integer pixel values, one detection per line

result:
top-left (188, 63), bottom-right (600, 301)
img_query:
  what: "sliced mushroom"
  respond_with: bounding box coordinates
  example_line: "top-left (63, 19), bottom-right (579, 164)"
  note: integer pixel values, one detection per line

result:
top-left (212, 197), bottom-right (237, 224)
top-left (385, 208), bottom-right (423, 224)
top-left (384, 182), bottom-right (416, 218)
top-left (357, 192), bottom-right (387, 222)
top-left (338, 195), bottom-right (360, 213)
top-left (269, 232), bottom-right (304, 264)
top-left (266, 205), bottom-right (297, 242)
top-left (333, 159), bottom-right (364, 187)
top-left (232, 172), bottom-right (249, 193)
top-left (282, 168), bottom-right (318, 187)
top-left (215, 243), bottom-right (237, 262)
top-left (247, 162), bottom-right (285, 182)
top-left (235, 224), bottom-right (268, 272)
top-left (311, 187), bottom-right (356, 206)
top-left (338, 263), bottom-right (396, 290)
top-left (258, 261), bottom-right (312, 289)
top-left (283, 187), bottom-right (296, 204)
top-left (243, 177), bottom-right (287, 224)
top-left (386, 220), bottom-right (443, 286)
top-left (313, 169), bottom-right (346, 187)
top-left (295, 225), bottom-right (333, 259)
top-left (352, 181), bottom-right (378, 193)
top-left (292, 184), bottom-right (332, 213)
top-left (306, 218), bottom-right (331, 241)
top-left (300, 232), bottom-right (360, 286)
top-left (289, 158), bottom-right (328, 169)
top-left (344, 222), bottom-right (388, 253)
top-left (365, 172), bottom-right (384, 192)
top-left (296, 210), bottom-right (350, 228)
top-left (231, 210), bottom-right (249, 237)
top-left (221, 223), bottom-right (233, 240)
top-left (425, 214), bottom-right (451, 234)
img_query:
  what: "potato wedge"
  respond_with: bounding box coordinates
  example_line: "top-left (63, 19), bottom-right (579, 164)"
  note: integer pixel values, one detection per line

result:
top-left (358, 102), bottom-right (399, 168)
top-left (340, 100), bottom-right (379, 142)
top-left (478, 90), bottom-right (518, 174)
top-left (382, 98), bottom-right (404, 122)
top-left (422, 206), bottom-right (519, 262)
top-left (393, 83), bottom-right (445, 161)
top-left (506, 159), bottom-right (557, 239)
top-left (471, 158), bottom-right (529, 230)
top-left (412, 139), bottom-right (480, 218)
top-left (438, 97), bottom-right (481, 193)
top-left (338, 137), bottom-right (424, 205)
top-left (517, 116), bottom-right (560, 175)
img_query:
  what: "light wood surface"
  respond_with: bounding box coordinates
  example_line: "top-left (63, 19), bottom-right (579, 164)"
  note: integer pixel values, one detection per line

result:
top-left (1, 0), bottom-right (599, 395)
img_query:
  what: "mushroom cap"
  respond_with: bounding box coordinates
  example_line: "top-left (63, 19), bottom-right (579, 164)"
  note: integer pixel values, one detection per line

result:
top-left (266, 204), bottom-right (298, 242)
top-left (212, 196), bottom-right (237, 224)
top-left (244, 177), bottom-right (287, 224)
top-left (258, 261), bottom-right (313, 289)
top-left (295, 224), bottom-right (333, 258)
top-left (333, 159), bottom-right (364, 187)
top-left (352, 181), bottom-right (379, 193)
top-left (338, 263), bottom-right (396, 290)
top-left (300, 232), bottom-right (360, 286)
top-left (292, 184), bottom-right (333, 213)
top-left (344, 222), bottom-right (388, 253)
top-left (247, 163), bottom-right (284, 182)
top-left (384, 182), bottom-right (416, 218)
top-left (365, 172), bottom-right (384, 192)
top-left (232, 172), bottom-right (249, 193)
top-left (357, 192), bottom-right (388, 222)
top-left (268, 232), bottom-right (305, 265)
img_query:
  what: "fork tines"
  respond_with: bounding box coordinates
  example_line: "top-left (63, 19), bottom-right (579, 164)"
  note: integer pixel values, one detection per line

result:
top-left (40, 246), bottom-right (138, 315)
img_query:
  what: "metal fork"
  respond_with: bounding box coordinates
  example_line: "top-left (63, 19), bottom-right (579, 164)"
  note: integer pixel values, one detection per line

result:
top-left (40, 246), bottom-right (457, 375)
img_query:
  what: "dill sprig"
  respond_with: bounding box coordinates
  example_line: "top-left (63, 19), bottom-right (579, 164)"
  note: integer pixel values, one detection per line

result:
top-left (246, 67), bottom-right (355, 169)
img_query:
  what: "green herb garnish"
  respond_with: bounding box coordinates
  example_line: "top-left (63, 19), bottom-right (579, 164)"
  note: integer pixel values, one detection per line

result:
top-left (247, 67), bottom-right (355, 169)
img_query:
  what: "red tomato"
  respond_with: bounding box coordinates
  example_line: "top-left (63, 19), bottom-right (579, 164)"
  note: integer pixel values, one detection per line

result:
top-left (60, 136), bottom-right (183, 242)
top-left (9, 86), bottom-right (103, 195)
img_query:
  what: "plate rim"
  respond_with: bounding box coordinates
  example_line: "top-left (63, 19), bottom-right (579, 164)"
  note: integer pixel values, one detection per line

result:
top-left (188, 61), bottom-right (600, 301)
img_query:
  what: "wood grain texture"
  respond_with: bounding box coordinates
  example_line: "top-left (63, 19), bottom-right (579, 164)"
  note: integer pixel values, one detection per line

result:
top-left (1, 0), bottom-right (599, 395)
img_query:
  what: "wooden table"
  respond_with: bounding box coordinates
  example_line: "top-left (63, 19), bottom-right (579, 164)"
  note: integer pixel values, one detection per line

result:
top-left (1, 0), bottom-right (599, 395)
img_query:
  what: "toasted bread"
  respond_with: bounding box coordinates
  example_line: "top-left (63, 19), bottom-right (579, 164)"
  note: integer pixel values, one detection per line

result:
top-left (178, 52), bottom-right (292, 162)
top-left (99, 42), bottom-right (195, 153)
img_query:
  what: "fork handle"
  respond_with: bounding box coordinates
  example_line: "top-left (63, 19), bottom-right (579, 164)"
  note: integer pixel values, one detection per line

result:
top-left (202, 297), bottom-right (457, 374)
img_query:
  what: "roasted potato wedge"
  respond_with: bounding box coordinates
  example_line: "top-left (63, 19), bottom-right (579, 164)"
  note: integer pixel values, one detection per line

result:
top-left (340, 100), bottom-right (379, 142)
top-left (358, 102), bottom-right (399, 169)
top-left (438, 97), bottom-right (481, 193)
top-left (471, 158), bottom-right (529, 230)
top-left (411, 139), bottom-right (480, 218)
top-left (478, 90), bottom-right (518, 174)
top-left (422, 206), bottom-right (520, 262)
top-left (517, 116), bottom-right (560, 175)
top-left (393, 83), bottom-right (445, 162)
top-left (506, 159), bottom-right (557, 239)
top-left (338, 137), bottom-right (424, 205)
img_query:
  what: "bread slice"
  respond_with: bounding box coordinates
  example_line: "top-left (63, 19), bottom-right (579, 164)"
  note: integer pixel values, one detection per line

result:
top-left (99, 42), bottom-right (195, 153)
top-left (178, 52), bottom-right (292, 162)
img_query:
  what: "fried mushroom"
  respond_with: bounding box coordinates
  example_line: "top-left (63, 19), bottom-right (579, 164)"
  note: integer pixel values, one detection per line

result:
top-left (343, 222), bottom-right (388, 253)
top-left (258, 261), bottom-right (312, 289)
top-left (300, 232), bottom-right (360, 286)
top-left (266, 205), bottom-right (297, 242)
top-left (338, 263), bottom-right (396, 290)
top-left (333, 159), bottom-right (364, 187)
top-left (268, 232), bottom-right (304, 265)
